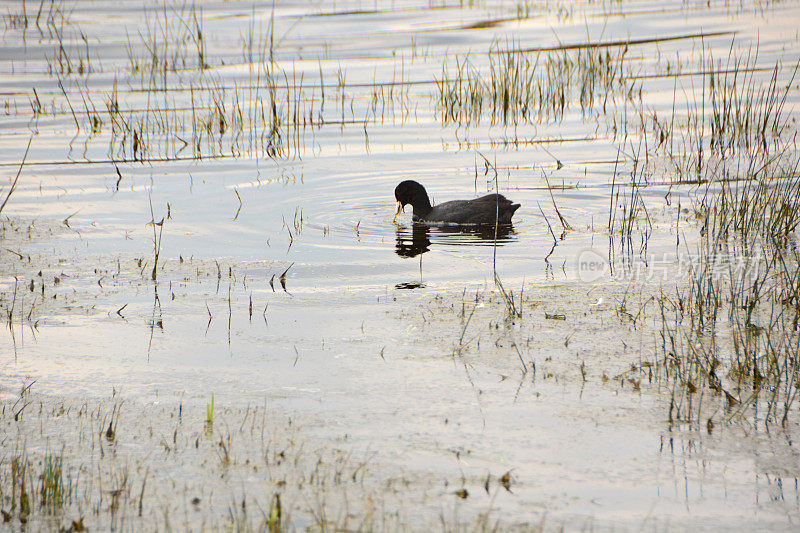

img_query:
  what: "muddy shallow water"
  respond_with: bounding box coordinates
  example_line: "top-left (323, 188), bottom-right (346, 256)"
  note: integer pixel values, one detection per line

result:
top-left (2, 0), bottom-right (800, 530)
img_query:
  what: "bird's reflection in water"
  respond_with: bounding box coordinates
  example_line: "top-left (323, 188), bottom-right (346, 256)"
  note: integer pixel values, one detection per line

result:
top-left (395, 223), bottom-right (431, 258)
top-left (394, 223), bottom-right (517, 289)
top-left (395, 281), bottom-right (426, 290)
top-left (395, 223), bottom-right (517, 258)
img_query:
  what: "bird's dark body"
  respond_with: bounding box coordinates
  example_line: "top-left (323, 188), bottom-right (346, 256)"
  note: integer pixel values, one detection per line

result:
top-left (413, 195), bottom-right (518, 224)
top-left (394, 180), bottom-right (520, 225)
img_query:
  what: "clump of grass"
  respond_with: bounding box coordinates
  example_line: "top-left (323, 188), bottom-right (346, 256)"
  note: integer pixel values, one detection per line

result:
top-left (39, 454), bottom-right (66, 510)
top-left (11, 455), bottom-right (31, 523)
top-left (645, 40), bottom-right (800, 428)
top-left (3, 6), bottom-right (29, 30)
top-left (643, 49), bottom-right (798, 185)
top-left (698, 162), bottom-right (800, 246)
top-left (206, 393), bottom-right (215, 430)
top-left (656, 155), bottom-right (800, 428)
top-left (102, 59), bottom-right (312, 162)
top-left (659, 247), bottom-right (800, 427)
top-left (267, 493), bottom-right (282, 532)
top-left (435, 43), bottom-right (636, 126)
top-left (706, 53), bottom-right (796, 161)
top-left (607, 141), bottom-right (653, 261)
top-left (125, 2), bottom-right (208, 77)
top-left (2, 451), bottom-right (71, 525)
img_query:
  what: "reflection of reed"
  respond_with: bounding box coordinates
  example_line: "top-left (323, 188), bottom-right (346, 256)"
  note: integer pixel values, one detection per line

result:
top-left (394, 223), bottom-right (516, 258)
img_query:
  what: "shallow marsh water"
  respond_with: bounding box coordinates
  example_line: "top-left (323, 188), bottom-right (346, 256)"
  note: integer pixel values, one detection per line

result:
top-left (1, 0), bottom-right (800, 530)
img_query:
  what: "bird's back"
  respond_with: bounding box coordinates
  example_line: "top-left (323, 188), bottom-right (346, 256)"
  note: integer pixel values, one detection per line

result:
top-left (421, 194), bottom-right (520, 224)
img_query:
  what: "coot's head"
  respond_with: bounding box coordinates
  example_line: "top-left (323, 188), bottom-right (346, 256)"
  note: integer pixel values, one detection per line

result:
top-left (393, 180), bottom-right (429, 222)
top-left (394, 180), bottom-right (427, 208)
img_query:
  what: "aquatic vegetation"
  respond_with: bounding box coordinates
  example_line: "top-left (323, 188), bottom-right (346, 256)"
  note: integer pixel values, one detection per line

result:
top-left (206, 392), bottom-right (214, 427)
top-left (435, 44), bottom-right (637, 126)
top-left (656, 155), bottom-right (800, 427)
top-left (2, 0), bottom-right (800, 530)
